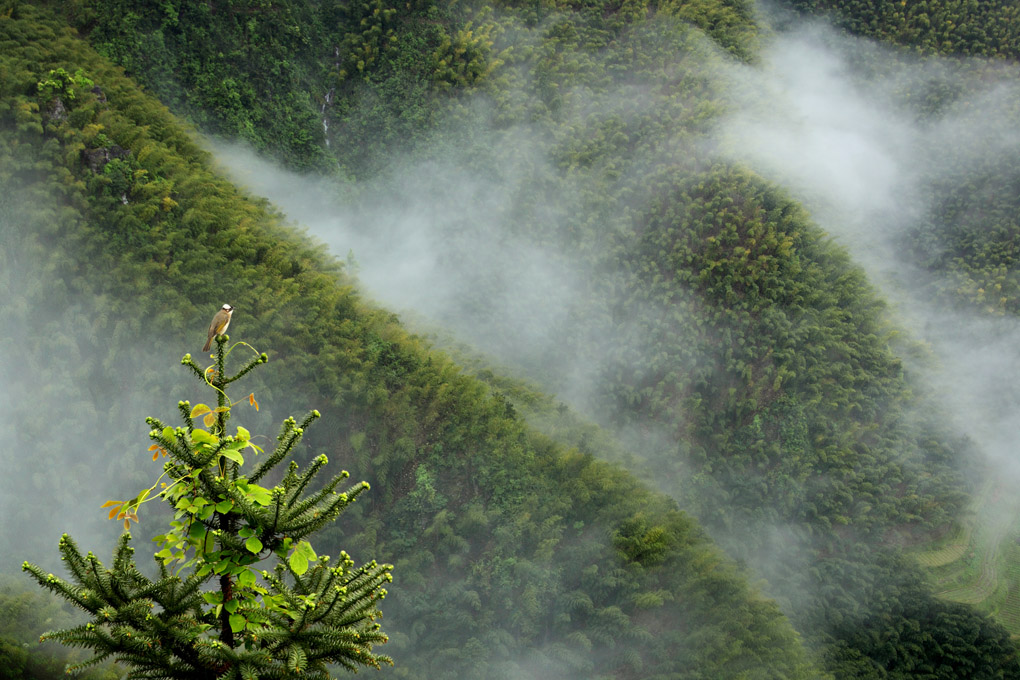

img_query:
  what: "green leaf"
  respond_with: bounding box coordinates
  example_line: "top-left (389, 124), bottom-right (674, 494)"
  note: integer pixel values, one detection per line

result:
top-left (288, 541), bottom-right (318, 576)
top-left (221, 449), bottom-right (244, 465)
top-left (203, 530), bottom-right (216, 554)
top-left (288, 646), bottom-right (307, 673)
top-left (245, 484), bottom-right (271, 506)
top-left (162, 426), bottom-right (175, 440)
top-left (224, 599), bottom-right (239, 614)
top-left (295, 540), bottom-right (317, 562)
top-left (190, 404), bottom-right (212, 418)
top-left (215, 500), bottom-right (233, 513)
top-left (236, 426), bottom-right (250, 441)
top-left (275, 536), bottom-right (293, 560)
top-left (238, 569), bottom-right (256, 588)
top-left (192, 429), bottom-right (217, 445)
top-left (229, 613), bottom-right (246, 633)
top-left (245, 536), bottom-right (263, 554)
top-left (202, 592), bottom-right (223, 605)
top-left (289, 551), bottom-right (309, 576)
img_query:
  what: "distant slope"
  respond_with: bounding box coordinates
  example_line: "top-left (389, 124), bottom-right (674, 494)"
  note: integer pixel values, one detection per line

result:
top-left (775, 0), bottom-right (1020, 319)
top-left (50, 0), bottom-right (761, 176)
top-left (0, 5), bottom-right (822, 679)
top-left (778, 0), bottom-right (1020, 58)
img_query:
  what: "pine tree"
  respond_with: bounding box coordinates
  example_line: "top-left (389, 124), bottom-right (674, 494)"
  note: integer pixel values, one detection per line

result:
top-left (23, 334), bottom-right (393, 679)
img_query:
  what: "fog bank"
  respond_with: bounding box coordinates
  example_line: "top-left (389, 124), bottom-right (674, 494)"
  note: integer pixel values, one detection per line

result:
top-left (720, 25), bottom-right (1020, 483)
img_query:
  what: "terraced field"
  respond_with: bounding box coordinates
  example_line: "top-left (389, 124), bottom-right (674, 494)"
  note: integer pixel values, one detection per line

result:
top-left (915, 481), bottom-right (1020, 634)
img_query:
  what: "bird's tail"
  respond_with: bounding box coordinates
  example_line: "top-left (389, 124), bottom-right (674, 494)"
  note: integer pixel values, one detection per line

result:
top-left (203, 338), bottom-right (212, 352)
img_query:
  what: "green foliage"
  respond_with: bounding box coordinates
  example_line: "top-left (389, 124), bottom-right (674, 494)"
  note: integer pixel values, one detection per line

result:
top-left (657, 0), bottom-right (759, 59)
top-left (23, 340), bottom-right (392, 677)
top-left (783, 0), bottom-right (1020, 58)
top-left (333, 0), bottom-right (399, 81)
top-left (0, 577), bottom-right (119, 680)
top-left (6, 1), bottom-right (1020, 679)
top-left (0, 5), bottom-right (822, 679)
top-left (822, 552), bottom-right (1020, 680)
top-left (430, 21), bottom-right (504, 89)
top-left (51, 0), bottom-right (337, 169)
top-left (43, 0), bottom-right (761, 175)
top-left (36, 66), bottom-right (93, 102)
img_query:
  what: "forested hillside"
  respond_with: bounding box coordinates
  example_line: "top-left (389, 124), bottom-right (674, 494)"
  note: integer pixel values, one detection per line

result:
top-left (777, 0), bottom-right (1020, 319)
top-left (0, 5), bottom-right (820, 679)
top-left (4, 0), bottom-right (1020, 678)
top-left (782, 0), bottom-right (1020, 58)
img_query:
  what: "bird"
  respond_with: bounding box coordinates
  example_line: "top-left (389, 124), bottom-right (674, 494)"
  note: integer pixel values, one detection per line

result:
top-left (203, 304), bottom-right (234, 352)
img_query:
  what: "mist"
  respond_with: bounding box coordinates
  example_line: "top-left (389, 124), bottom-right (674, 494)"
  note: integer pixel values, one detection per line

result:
top-left (0, 209), bottom-right (132, 569)
top-left (216, 142), bottom-right (587, 390)
top-left (208, 17), bottom-right (1020, 486)
top-left (0, 197), bottom-right (281, 572)
top-left (194, 14), bottom-right (1020, 665)
top-left (719, 24), bottom-right (1020, 487)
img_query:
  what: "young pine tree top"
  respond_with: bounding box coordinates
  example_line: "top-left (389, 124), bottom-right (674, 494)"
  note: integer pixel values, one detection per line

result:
top-left (23, 334), bottom-right (393, 680)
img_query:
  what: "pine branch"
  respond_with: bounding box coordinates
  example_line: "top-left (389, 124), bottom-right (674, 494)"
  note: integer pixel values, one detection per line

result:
top-left (27, 336), bottom-right (391, 678)
top-left (226, 352), bottom-right (268, 385)
top-left (248, 420), bottom-right (299, 484)
top-left (282, 453), bottom-right (328, 509)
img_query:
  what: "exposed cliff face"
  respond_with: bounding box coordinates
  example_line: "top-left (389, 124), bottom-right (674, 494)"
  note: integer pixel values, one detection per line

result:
top-left (81, 144), bottom-right (130, 173)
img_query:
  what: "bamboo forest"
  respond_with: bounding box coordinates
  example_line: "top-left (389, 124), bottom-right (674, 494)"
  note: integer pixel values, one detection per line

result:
top-left (4, 0), bottom-right (1020, 678)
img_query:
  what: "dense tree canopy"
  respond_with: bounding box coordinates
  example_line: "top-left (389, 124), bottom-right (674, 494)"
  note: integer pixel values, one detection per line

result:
top-left (0, 4), bottom-right (822, 678)
top-left (4, 0), bottom-right (1020, 678)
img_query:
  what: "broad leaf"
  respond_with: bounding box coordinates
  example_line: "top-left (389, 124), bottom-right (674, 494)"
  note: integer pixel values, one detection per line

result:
top-left (190, 404), bottom-right (212, 418)
top-left (244, 484), bottom-right (271, 506)
top-left (229, 613), bottom-right (246, 633)
top-left (289, 551), bottom-right (309, 575)
top-left (221, 449), bottom-right (244, 465)
top-left (295, 540), bottom-right (317, 562)
top-left (192, 429), bottom-right (217, 445)
top-left (238, 569), bottom-right (256, 588)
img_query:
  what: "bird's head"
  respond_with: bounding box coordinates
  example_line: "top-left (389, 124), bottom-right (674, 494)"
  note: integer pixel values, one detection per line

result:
top-left (222, 304), bottom-right (234, 313)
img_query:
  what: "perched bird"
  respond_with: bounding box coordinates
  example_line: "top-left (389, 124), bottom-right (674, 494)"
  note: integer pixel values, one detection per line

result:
top-left (203, 304), bottom-right (234, 352)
